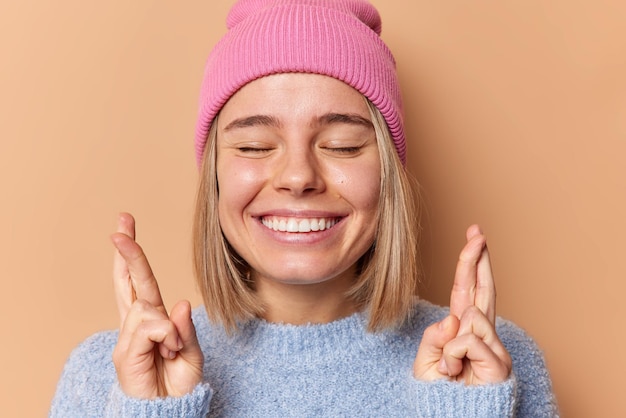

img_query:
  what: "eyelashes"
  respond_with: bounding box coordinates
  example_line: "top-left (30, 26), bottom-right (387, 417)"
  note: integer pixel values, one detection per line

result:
top-left (234, 145), bottom-right (365, 158)
top-left (236, 146), bottom-right (273, 153)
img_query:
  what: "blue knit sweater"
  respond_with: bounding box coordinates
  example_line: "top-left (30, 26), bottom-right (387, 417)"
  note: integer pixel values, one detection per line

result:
top-left (50, 300), bottom-right (558, 417)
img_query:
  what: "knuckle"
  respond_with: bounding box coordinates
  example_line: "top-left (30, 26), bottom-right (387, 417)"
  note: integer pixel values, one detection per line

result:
top-left (466, 333), bottom-right (481, 346)
top-left (451, 281), bottom-right (471, 295)
top-left (135, 322), bottom-right (157, 339)
top-left (461, 305), bottom-right (482, 322)
top-left (422, 321), bottom-right (442, 341)
top-left (135, 319), bottom-right (175, 342)
top-left (131, 298), bottom-right (152, 313)
top-left (127, 244), bottom-right (146, 262)
top-left (457, 251), bottom-right (474, 264)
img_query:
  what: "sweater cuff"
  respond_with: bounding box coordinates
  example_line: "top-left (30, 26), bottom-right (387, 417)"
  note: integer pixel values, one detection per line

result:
top-left (105, 382), bottom-right (212, 418)
top-left (412, 374), bottom-right (517, 417)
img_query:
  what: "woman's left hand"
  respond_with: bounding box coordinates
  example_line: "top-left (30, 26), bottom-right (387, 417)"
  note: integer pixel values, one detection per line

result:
top-left (413, 225), bottom-right (512, 385)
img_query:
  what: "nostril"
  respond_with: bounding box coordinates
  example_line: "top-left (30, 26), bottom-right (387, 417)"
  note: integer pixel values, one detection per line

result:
top-left (273, 159), bottom-right (325, 195)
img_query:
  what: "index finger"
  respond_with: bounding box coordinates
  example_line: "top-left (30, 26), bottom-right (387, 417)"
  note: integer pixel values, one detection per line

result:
top-left (112, 212), bottom-right (136, 321)
top-left (111, 215), bottom-right (166, 314)
top-left (449, 225), bottom-right (495, 322)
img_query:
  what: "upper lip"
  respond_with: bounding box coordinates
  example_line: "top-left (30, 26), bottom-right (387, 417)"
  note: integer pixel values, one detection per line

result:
top-left (251, 209), bottom-right (349, 218)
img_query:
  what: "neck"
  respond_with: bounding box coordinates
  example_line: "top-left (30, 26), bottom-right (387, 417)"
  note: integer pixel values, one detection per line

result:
top-left (253, 269), bottom-right (358, 325)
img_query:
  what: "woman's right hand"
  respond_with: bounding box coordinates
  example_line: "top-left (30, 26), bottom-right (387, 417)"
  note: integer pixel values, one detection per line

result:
top-left (111, 213), bottom-right (204, 399)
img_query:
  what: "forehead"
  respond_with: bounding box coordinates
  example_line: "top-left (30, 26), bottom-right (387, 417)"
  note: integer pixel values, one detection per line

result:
top-left (218, 73), bottom-right (370, 124)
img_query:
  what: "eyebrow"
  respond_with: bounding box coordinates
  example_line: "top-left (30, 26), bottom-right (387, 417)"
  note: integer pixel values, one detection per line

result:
top-left (316, 113), bottom-right (373, 129)
top-left (223, 115), bottom-right (282, 131)
top-left (222, 112), bottom-right (373, 131)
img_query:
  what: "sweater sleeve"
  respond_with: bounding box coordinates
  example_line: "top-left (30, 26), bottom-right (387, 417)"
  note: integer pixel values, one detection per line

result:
top-left (497, 318), bottom-right (559, 417)
top-left (408, 314), bottom-right (559, 417)
top-left (104, 382), bottom-right (212, 417)
top-left (49, 330), bottom-right (213, 418)
top-left (411, 375), bottom-right (517, 417)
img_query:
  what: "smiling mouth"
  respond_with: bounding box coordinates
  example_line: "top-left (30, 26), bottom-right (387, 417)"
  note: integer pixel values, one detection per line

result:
top-left (260, 216), bottom-right (341, 233)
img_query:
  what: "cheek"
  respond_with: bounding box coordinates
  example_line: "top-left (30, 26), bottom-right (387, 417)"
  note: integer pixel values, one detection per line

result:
top-left (217, 157), bottom-right (261, 188)
top-left (336, 162), bottom-right (381, 211)
top-left (216, 158), bottom-right (265, 219)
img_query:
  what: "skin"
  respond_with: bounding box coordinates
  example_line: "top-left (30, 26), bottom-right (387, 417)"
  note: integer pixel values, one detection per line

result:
top-left (413, 225), bottom-right (512, 384)
top-left (111, 214), bottom-right (203, 398)
top-left (215, 73), bottom-right (381, 324)
top-left (109, 74), bottom-right (511, 398)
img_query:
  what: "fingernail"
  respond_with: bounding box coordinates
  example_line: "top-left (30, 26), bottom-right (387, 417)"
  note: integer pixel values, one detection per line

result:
top-left (168, 350), bottom-right (177, 359)
top-left (177, 337), bottom-right (184, 350)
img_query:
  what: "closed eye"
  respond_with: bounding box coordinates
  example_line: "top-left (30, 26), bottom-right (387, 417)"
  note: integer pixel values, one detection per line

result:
top-left (318, 144), bottom-right (367, 157)
top-left (237, 146), bottom-right (272, 153)
top-left (232, 143), bottom-right (276, 157)
top-left (326, 146), bottom-right (361, 154)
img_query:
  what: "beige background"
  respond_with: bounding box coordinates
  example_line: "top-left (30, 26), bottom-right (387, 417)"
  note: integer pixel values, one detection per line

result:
top-left (1, 0), bottom-right (624, 416)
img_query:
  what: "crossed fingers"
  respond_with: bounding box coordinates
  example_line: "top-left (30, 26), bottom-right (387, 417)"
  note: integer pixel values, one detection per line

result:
top-left (414, 225), bottom-right (511, 384)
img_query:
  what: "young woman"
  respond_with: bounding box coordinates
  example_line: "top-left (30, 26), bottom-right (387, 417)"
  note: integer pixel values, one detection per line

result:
top-left (51, 1), bottom-right (558, 416)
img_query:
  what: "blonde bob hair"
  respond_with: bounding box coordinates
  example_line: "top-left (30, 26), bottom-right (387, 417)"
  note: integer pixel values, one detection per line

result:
top-left (193, 98), bottom-right (420, 332)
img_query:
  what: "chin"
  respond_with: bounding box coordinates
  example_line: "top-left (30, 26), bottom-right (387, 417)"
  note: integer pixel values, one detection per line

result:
top-left (252, 264), bottom-right (356, 287)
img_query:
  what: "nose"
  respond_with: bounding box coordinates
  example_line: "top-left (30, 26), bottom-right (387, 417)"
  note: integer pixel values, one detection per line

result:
top-left (272, 146), bottom-right (325, 196)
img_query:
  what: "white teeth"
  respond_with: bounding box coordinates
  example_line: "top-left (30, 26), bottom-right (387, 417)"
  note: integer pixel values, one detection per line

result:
top-left (298, 219), bottom-right (310, 232)
top-left (261, 217), bottom-right (338, 233)
top-left (287, 219), bottom-right (298, 232)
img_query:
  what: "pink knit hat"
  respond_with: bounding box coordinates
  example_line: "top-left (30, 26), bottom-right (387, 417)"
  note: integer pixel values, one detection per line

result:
top-left (195, 0), bottom-right (405, 165)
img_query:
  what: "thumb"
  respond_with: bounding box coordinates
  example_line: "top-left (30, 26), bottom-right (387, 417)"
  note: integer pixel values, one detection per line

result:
top-left (413, 315), bottom-right (459, 379)
top-left (169, 300), bottom-right (203, 362)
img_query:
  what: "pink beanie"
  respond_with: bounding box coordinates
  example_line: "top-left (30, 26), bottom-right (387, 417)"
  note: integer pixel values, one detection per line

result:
top-left (195, 0), bottom-right (405, 166)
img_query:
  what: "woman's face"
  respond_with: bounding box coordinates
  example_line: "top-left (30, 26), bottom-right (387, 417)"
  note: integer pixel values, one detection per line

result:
top-left (216, 73), bottom-right (380, 289)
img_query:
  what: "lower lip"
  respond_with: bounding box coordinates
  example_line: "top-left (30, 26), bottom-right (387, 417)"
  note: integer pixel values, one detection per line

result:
top-left (254, 217), bottom-right (344, 245)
